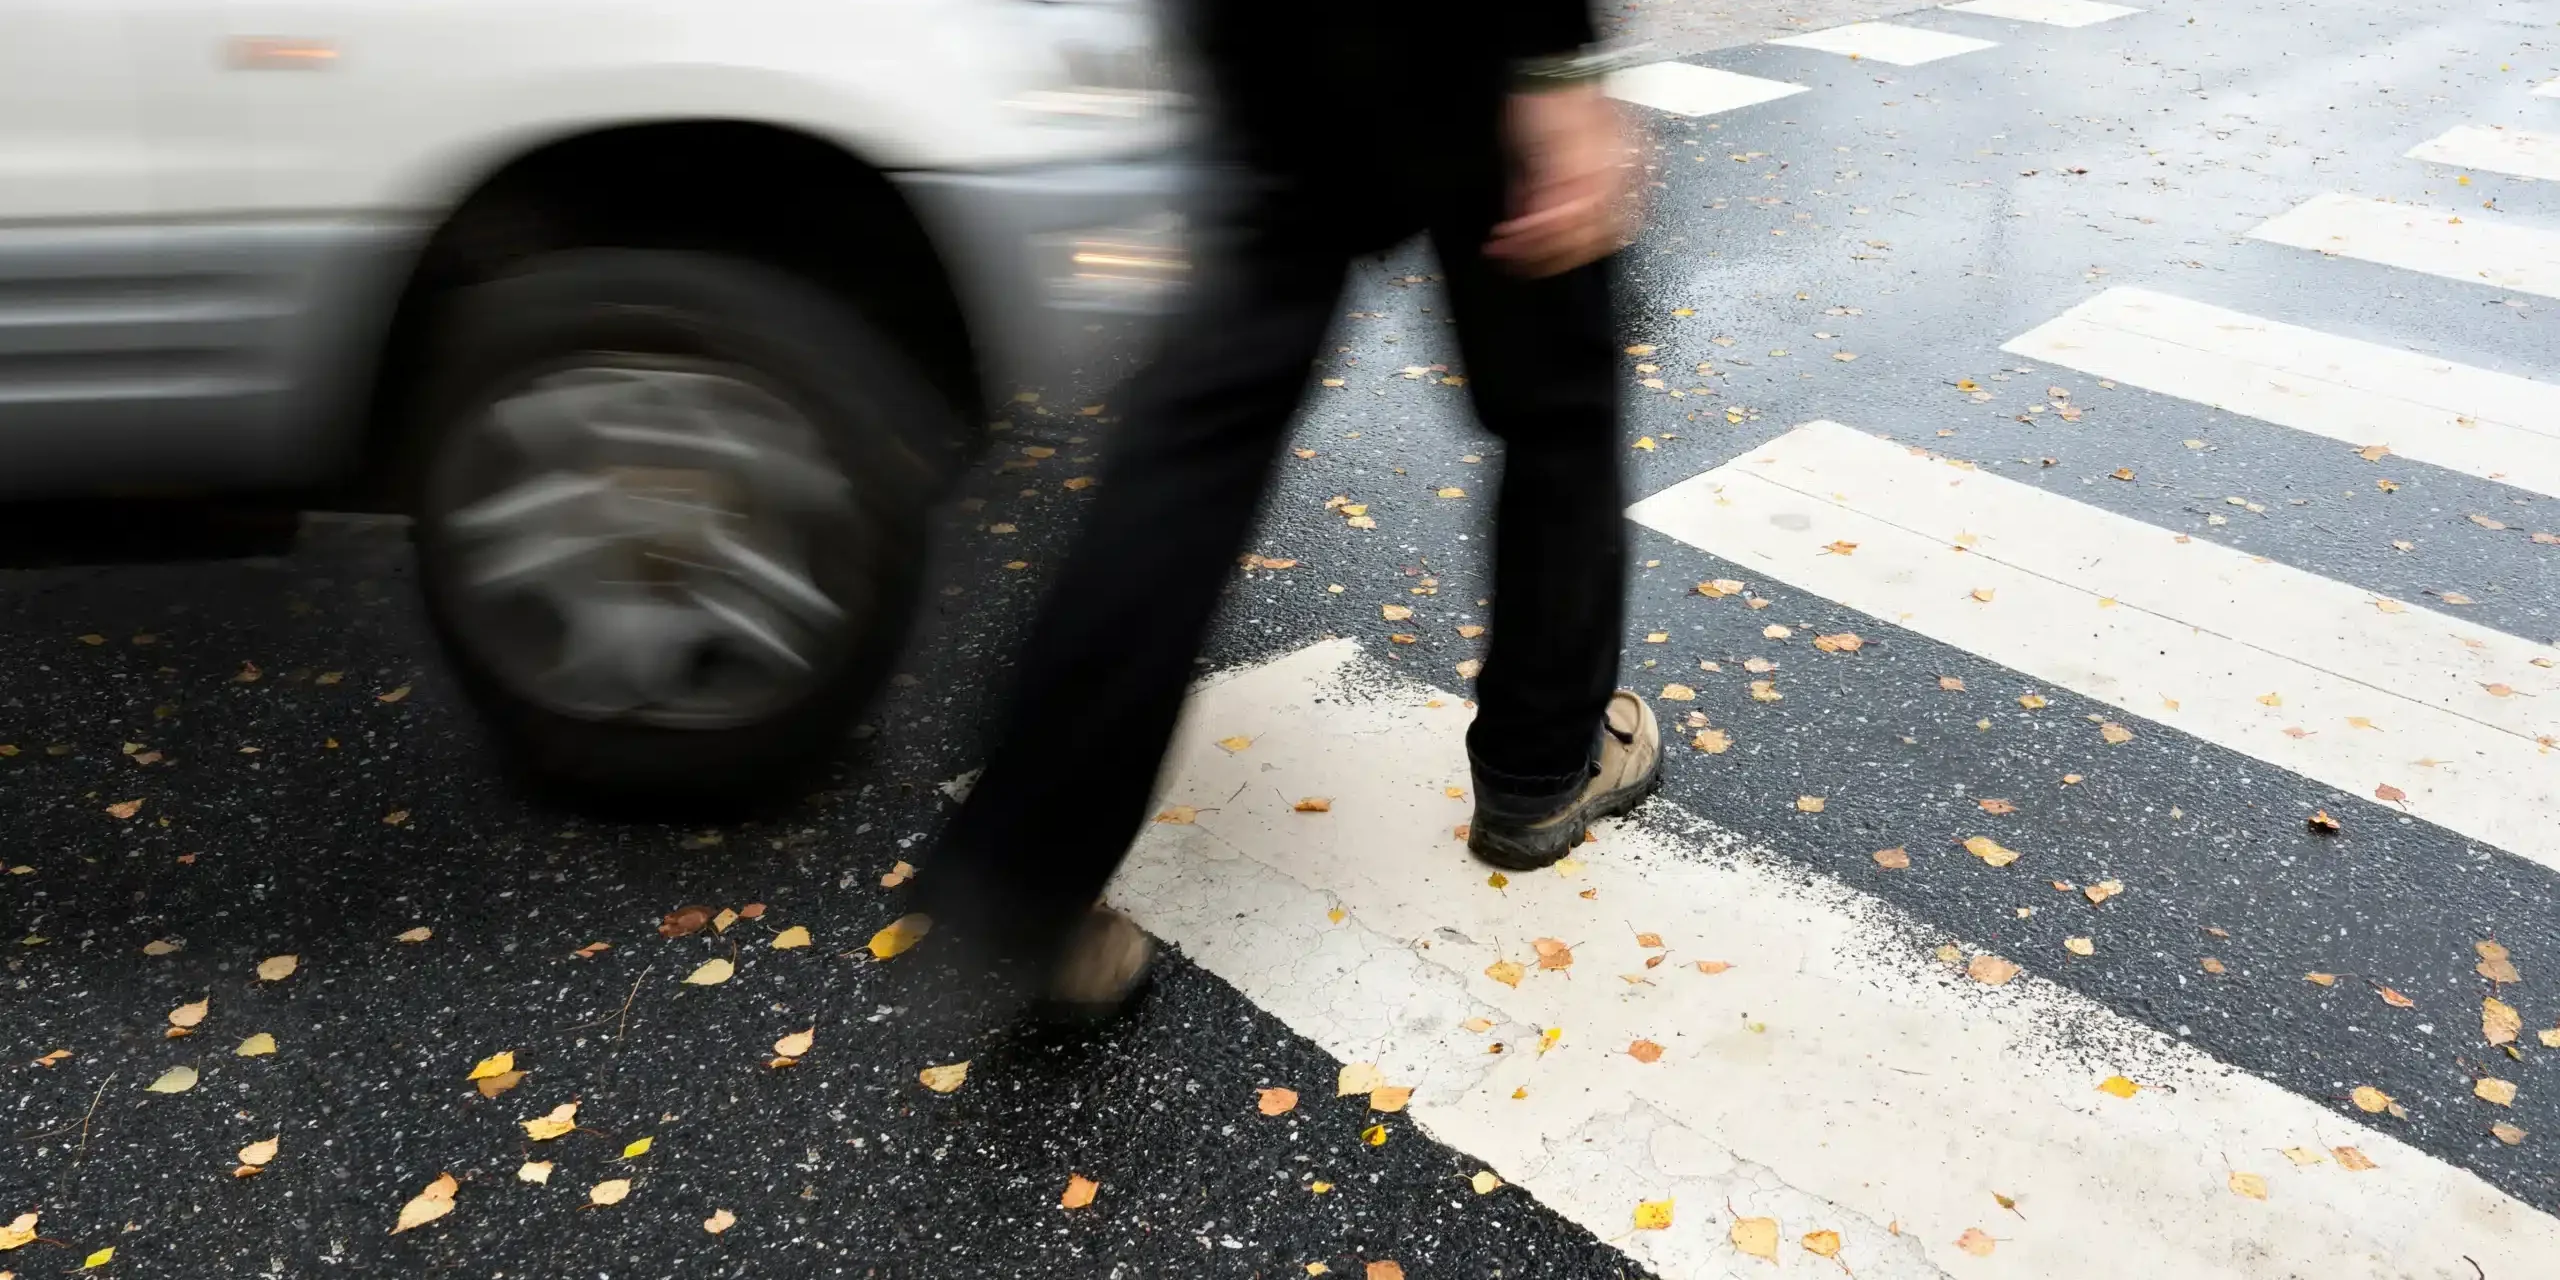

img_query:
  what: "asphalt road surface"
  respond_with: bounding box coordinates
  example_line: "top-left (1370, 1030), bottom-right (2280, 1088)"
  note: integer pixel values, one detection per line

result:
top-left (9, 1), bottom-right (2560, 1276)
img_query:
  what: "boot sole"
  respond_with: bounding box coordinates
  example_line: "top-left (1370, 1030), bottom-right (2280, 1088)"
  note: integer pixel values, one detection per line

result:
top-left (1467, 763), bottom-right (1665, 871)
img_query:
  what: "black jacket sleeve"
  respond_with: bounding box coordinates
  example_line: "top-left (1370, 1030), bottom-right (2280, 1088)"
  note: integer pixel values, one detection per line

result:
top-left (1506, 0), bottom-right (1597, 60)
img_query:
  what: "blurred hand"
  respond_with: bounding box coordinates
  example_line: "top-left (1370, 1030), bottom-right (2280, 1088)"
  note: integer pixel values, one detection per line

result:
top-left (1484, 82), bottom-right (1635, 277)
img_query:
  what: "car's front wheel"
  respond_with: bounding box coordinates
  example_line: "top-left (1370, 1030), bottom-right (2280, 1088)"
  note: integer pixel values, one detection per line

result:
top-left (409, 250), bottom-right (948, 811)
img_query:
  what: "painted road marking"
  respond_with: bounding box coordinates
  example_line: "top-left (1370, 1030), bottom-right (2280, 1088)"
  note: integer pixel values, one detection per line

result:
top-left (2407, 125), bottom-right (2560, 183)
top-left (1626, 421), bottom-right (2560, 871)
top-left (2249, 192), bottom-right (2560, 299)
top-left (1605, 61), bottom-right (1808, 118)
top-left (1942, 0), bottom-right (2140, 27)
top-left (2004, 286), bottom-right (2560, 500)
top-left (2537, 78), bottom-right (2560, 99)
top-left (1114, 638), bottom-right (2560, 1279)
top-left (1768, 22), bottom-right (1998, 66)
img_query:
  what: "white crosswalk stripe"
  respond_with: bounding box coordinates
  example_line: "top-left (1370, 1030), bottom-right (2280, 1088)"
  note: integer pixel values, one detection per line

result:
top-left (2407, 125), bottom-right (2560, 182)
top-left (2537, 78), bottom-right (2560, 99)
top-left (1768, 22), bottom-right (1999, 66)
top-left (1113, 639), bottom-right (2560, 1279)
top-left (2249, 192), bottom-right (2560, 298)
top-left (1942, 0), bottom-right (2142, 27)
top-left (2003, 286), bottom-right (2560, 499)
top-left (1626, 420), bottom-right (2560, 870)
top-left (1605, 62), bottom-right (1808, 118)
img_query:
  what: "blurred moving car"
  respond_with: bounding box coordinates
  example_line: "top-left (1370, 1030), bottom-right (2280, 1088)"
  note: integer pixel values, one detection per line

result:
top-left (0, 0), bottom-right (1187, 806)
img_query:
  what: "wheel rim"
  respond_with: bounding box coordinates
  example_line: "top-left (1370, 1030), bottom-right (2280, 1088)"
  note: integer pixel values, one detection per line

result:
top-left (426, 357), bottom-right (864, 729)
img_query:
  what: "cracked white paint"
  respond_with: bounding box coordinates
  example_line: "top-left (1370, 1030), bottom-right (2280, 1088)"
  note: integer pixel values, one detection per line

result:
top-left (1110, 638), bottom-right (2560, 1278)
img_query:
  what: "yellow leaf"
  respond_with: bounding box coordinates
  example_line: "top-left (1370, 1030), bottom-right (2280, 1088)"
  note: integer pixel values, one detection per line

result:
top-left (1730, 1215), bottom-right (1779, 1258)
top-left (1533, 938), bottom-right (1574, 970)
top-left (1366, 1264), bottom-right (1405, 1280)
top-left (395, 926), bottom-right (433, 944)
top-left (1294, 797), bottom-right (1332, 813)
top-left (1970, 588), bottom-right (1995, 603)
top-left (1217, 735), bottom-right (1253, 753)
top-left (391, 1172), bottom-right (458, 1234)
top-left (2350, 1086), bottom-right (2393, 1114)
top-left (1370, 1086), bottom-right (1413, 1113)
top-left (238, 1135), bottom-right (280, 1167)
top-left (1437, 487), bottom-right (1466, 499)
top-left (682, 957), bottom-right (735, 985)
top-left (256, 954), bottom-right (298, 982)
top-left (1155, 805), bottom-right (1198, 824)
top-left (2281, 1146), bottom-right (2325, 1166)
top-left (1486, 871), bottom-right (1508, 889)
top-left (1484, 958), bottom-right (1524, 987)
top-left (1471, 1171), bottom-right (1502, 1194)
top-left (1337, 1062), bottom-right (1386, 1097)
top-left (2018, 693), bottom-right (2048, 709)
top-left (1802, 1229), bottom-right (1843, 1258)
top-left (1379, 603), bottom-right (1412, 621)
top-left (1061, 1174), bottom-right (1100, 1209)
top-left (703, 1207), bottom-right (737, 1234)
top-left (229, 1030), bottom-right (277, 1058)
top-left (1633, 437), bottom-right (1657, 452)
top-left (2228, 1171), bottom-right (2269, 1200)
top-left (2096, 1074), bottom-right (2141, 1098)
top-left (522, 1101), bottom-right (579, 1141)
top-left (774, 1027), bottom-right (815, 1059)
top-left (867, 913), bottom-right (933, 960)
top-left (2, 1210), bottom-right (38, 1251)
top-left (2084, 879), bottom-right (2124, 905)
top-left (1955, 1227), bottom-right (1996, 1257)
top-left (2334, 1145), bottom-right (2378, 1171)
top-left (2476, 1077), bottom-right (2519, 1107)
top-left (475, 1069), bottom-right (525, 1098)
top-left (1632, 1198), bottom-right (1675, 1231)
top-left (1693, 728), bottom-right (1732, 754)
top-left (376, 684), bottom-right (412, 703)
top-left (2485, 997), bottom-right (2522, 1046)
top-left (467, 1050), bottom-right (516, 1081)
top-left (711, 907), bottom-right (738, 934)
top-left (1626, 1039), bottom-right (1664, 1064)
top-left (142, 938), bottom-right (182, 956)
top-left (2099, 721), bottom-right (2134, 744)
top-left (83, 1247), bottom-right (115, 1268)
top-left (169, 997), bottom-right (209, 1028)
top-left (621, 1136), bottom-right (652, 1160)
top-left (1696, 960), bottom-right (1732, 974)
top-left (2065, 937), bottom-right (2095, 956)
top-left (1311, 1180), bottom-right (1333, 1194)
top-left (146, 1065), bottom-right (198, 1094)
top-left (518, 1161), bottom-right (553, 1184)
top-left (1872, 846), bottom-right (1909, 869)
top-left (1795, 795), bottom-right (1825, 813)
top-left (1967, 954), bottom-right (2021, 986)
top-left (1361, 1122), bottom-right (1388, 1147)
top-left (771, 925), bottom-right (813, 950)
top-left (589, 1178), bottom-right (631, 1207)
top-left (1659, 683), bottom-right (1696, 701)
top-left (1964, 836), bottom-right (2020, 867)
top-left (919, 1061), bottom-right (970, 1093)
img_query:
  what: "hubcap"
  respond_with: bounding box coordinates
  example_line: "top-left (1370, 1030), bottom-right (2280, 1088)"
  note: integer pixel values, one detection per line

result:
top-left (427, 359), bottom-right (862, 728)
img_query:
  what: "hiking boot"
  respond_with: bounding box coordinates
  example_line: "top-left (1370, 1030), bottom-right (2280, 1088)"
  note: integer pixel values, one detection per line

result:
top-left (1467, 690), bottom-right (1662, 870)
top-left (1036, 906), bottom-right (1158, 1021)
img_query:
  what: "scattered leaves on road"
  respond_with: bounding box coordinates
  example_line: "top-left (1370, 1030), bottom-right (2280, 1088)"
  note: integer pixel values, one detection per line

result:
top-left (523, 1101), bottom-right (579, 1141)
top-left (867, 914), bottom-right (932, 960)
top-left (145, 1065), bottom-right (198, 1094)
top-left (682, 957), bottom-right (735, 986)
top-left (391, 1173), bottom-right (458, 1234)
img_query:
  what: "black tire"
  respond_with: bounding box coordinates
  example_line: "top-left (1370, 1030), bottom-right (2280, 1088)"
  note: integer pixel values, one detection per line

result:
top-left (408, 249), bottom-right (951, 813)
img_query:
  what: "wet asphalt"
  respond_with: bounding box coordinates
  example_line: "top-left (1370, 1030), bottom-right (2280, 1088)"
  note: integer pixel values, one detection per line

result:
top-left (8, 0), bottom-right (2560, 1274)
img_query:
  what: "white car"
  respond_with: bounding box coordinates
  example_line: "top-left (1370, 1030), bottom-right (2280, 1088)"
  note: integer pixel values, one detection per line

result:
top-left (0, 0), bottom-right (1186, 805)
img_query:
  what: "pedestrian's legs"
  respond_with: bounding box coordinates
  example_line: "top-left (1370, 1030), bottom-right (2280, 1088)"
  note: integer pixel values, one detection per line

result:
top-left (918, 220), bottom-right (1353, 967)
top-left (1433, 217), bottom-right (1626, 810)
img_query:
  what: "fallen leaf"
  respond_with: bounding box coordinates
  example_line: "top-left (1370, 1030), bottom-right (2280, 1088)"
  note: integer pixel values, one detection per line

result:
top-left (2228, 1171), bottom-right (2269, 1200)
top-left (573, 941), bottom-right (612, 959)
top-left (476, 1070), bottom-right (525, 1098)
top-left (1978, 798), bottom-right (2017, 815)
top-left (1938, 675), bottom-right (1967, 692)
top-left (1796, 795), bottom-right (1826, 813)
top-left (1485, 959), bottom-right (1524, 987)
top-left (711, 907), bottom-right (738, 934)
top-left (1696, 960), bottom-right (1732, 975)
top-left (467, 1050), bottom-right (516, 1082)
top-left (2308, 809), bottom-right (2341, 833)
top-left (2084, 880), bottom-right (2124, 905)
top-left (1873, 846), bottom-right (1910, 869)
top-left (919, 1061), bottom-right (970, 1093)
top-left (522, 1101), bottom-right (579, 1140)
top-left (2097, 1075), bottom-right (2140, 1098)
top-left (773, 1028), bottom-right (815, 1061)
top-left (83, 1247), bottom-right (115, 1268)
top-left (2374, 783), bottom-right (2407, 803)
top-left (2477, 1077), bottom-right (2519, 1106)
top-left (1971, 588), bottom-right (1996, 603)
top-left (1692, 728), bottom-right (1732, 754)
top-left (238, 1135), bottom-right (280, 1168)
top-left (256, 954), bottom-right (299, 982)
top-left (682, 957), bottom-right (735, 986)
top-left (376, 684), bottom-right (412, 704)
top-left (589, 1178), bottom-right (631, 1207)
top-left (142, 938), bottom-right (182, 956)
top-left (1256, 1087), bottom-right (1300, 1116)
top-left (867, 914), bottom-right (932, 960)
top-left (1730, 1215), bottom-right (1778, 1258)
top-left (146, 1065), bottom-right (198, 1094)
top-left (2351, 1086), bottom-right (2393, 1114)
top-left (1381, 604), bottom-right (1412, 622)
top-left (1813, 633), bottom-right (1865, 652)
top-left (1336, 1062), bottom-right (1388, 1097)
top-left (1370, 1086), bottom-right (1413, 1113)
top-left (2379, 986), bottom-right (2414, 1008)
top-left (391, 1172), bottom-right (458, 1234)
top-left (1052, 1173), bottom-right (1101, 1211)
top-left (2492, 1123), bottom-right (2527, 1146)
top-left (771, 925), bottom-right (813, 950)
top-left (236, 1032), bottom-right (276, 1057)
top-left (1471, 1171), bottom-right (1502, 1194)
top-left (395, 926), bottom-right (433, 944)
top-left (2099, 722), bottom-right (2134, 745)
top-left (1659, 683), bottom-right (1696, 702)
top-left (1965, 836), bottom-right (2021, 867)
top-left (1155, 806), bottom-right (1198, 824)
top-left (1802, 1228), bottom-right (1843, 1258)
top-left (1967, 954), bottom-right (2021, 986)
top-left (1633, 1199), bottom-right (1675, 1231)
top-left (105, 798), bottom-right (143, 820)
top-left (2477, 940), bottom-right (2521, 984)
top-left (2066, 937), bottom-right (2095, 956)
top-left (1365, 1264), bottom-right (1404, 1280)
top-left (1748, 679), bottom-right (1781, 702)
top-left (1457, 625), bottom-right (1487, 639)
top-left (1361, 1123), bottom-right (1388, 1147)
top-left (1821, 541), bottom-right (1858, 557)
top-left (2305, 972), bottom-right (2337, 986)
top-left (660, 905), bottom-right (714, 938)
top-left (1532, 938), bottom-right (1574, 970)
top-left (169, 997), bottom-right (210, 1029)
top-left (1290, 797), bottom-right (1334, 814)
top-left (2486, 997), bottom-right (2523, 1046)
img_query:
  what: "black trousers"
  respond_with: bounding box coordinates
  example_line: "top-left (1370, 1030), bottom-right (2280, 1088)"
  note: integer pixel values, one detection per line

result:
top-left (919, 166), bottom-right (1626, 960)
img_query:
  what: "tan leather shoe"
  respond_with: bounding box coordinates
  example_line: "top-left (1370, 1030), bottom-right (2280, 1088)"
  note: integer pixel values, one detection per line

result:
top-left (1468, 690), bottom-right (1662, 870)
top-left (1039, 906), bottom-right (1157, 1020)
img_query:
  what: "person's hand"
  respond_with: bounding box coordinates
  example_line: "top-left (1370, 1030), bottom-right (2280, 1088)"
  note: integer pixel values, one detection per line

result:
top-left (1484, 81), bottom-right (1636, 277)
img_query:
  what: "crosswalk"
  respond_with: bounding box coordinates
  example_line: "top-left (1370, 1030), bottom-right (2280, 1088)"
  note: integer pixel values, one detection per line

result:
top-left (1111, 16), bottom-right (2560, 1276)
